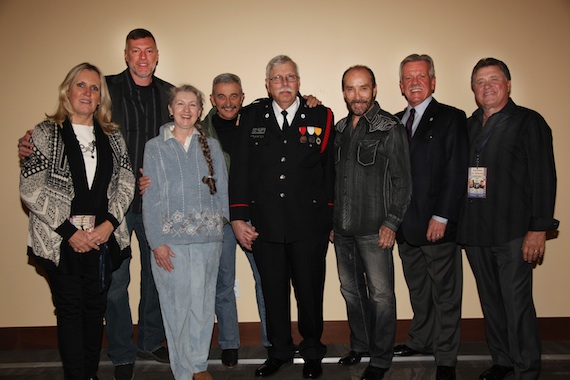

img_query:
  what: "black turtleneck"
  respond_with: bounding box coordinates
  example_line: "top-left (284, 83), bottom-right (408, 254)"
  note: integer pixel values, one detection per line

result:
top-left (212, 112), bottom-right (241, 160)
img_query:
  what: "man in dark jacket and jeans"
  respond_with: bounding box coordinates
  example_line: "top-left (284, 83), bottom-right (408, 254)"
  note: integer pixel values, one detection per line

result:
top-left (333, 65), bottom-right (412, 380)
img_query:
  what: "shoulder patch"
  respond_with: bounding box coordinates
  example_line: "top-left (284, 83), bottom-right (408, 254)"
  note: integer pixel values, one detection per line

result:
top-left (369, 114), bottom-right (398, 132)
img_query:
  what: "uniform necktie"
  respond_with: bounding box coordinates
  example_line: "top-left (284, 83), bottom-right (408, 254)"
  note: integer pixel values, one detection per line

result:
top-left (281, 110), bottom-right (289, 130)
top-left (406, 108), bottom-right (415, 141)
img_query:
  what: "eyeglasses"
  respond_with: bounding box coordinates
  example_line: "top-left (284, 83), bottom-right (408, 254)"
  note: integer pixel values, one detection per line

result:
top-left (268, 74), bottom-right (299, 83)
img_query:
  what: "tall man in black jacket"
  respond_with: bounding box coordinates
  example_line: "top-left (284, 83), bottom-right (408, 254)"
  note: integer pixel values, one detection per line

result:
top-left (229, 55), bottom-right (334, 379)
top-left (104, 29), bottom-right (173, 380)
top-left (393, 54), bottom-right (468, 380)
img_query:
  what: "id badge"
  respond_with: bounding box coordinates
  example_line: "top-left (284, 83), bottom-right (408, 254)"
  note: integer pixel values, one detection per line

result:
top-left (467, 167), bottom-right (487, 198)
top-left (69, 215), bottom-right (96, 231)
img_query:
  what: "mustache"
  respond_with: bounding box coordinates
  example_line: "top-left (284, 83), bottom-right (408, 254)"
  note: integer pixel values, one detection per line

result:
top-left (350, 99), bottom-right (369, 105)
top-left (277, 87), bottom-right (293, 94)
top-left (221, 105), bottom-right (237, 110)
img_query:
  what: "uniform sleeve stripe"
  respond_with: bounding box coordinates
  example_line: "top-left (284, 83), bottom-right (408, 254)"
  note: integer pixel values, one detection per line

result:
top-left (230, 204), bottom-right (249, 208)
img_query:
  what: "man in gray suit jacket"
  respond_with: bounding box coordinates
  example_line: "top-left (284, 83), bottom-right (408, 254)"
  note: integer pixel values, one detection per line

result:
top-left (394, 54), bottom-right (468, 380)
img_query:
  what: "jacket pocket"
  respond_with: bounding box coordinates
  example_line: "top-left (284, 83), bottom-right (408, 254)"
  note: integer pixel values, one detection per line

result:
top-left (249, 135), bottom-right (271, 166)
top-left (334, 142), bottom-right (342, 165)
top-left (357, 140), bottom-right (380, 166)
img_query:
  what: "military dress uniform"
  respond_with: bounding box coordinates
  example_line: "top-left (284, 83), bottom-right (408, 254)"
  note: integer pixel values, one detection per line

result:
top-left (229, 96), bottom-right (334, 362)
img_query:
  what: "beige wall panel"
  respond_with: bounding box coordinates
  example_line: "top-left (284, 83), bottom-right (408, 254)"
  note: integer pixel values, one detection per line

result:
top-left (1, 0), bottom-right (568, 327)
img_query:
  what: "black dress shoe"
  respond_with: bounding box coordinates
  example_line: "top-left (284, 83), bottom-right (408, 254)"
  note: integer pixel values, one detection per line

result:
top-left (338, 350), bottom-right (369, 366)
top-left (255, 358), bottom-right (289, 377)
top-left (360, 365), bottom-right (388, 380)
top-left (221, 348), bottom-right (238, 367)
top-left (137, 346), bottom-right (170, 363)
top-left (393, 344), bottom-right (422, 356)
top-left (303, 359), bottom-right (322, 379)
top-left (479, 365), bottom-right (514, 380)
top-left (436, 365), bottom-right (456, 380)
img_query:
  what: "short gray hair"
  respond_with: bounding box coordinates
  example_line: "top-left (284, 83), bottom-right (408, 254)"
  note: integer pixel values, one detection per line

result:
top-left (265, 55), bottom-right (299, 79)
top-left (399, 54), bottom-right (435, 81)
top-left (212, 73), bottom-right (242, 94)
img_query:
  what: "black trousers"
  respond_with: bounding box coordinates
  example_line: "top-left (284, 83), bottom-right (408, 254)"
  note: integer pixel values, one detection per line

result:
top-left (398, 241), bottom-right (463, 366)
top-left (42, 248), bottom-right (109, 380)
top-left (252, 235), bottom-right (329, 361)
top-left (465, 237), bottom-right (541, 379)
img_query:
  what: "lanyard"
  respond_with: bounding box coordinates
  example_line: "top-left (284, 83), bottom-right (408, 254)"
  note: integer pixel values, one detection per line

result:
top-left (474, 117), bottom-right (497, 167)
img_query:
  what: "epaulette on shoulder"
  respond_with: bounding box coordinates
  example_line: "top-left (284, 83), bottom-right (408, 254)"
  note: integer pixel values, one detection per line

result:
top-left (250, 97), bottom-right (271, 106)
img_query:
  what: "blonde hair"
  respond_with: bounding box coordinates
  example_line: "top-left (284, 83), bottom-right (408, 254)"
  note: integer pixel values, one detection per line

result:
top-left (46, 62), bottom-right (118, 134)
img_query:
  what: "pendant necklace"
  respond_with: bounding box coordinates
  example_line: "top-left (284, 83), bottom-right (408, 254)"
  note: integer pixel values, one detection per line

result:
top-left (79, 130), bottom-right (96, 159)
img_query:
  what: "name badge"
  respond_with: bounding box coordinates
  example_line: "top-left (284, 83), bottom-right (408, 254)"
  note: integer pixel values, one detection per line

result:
top-left (467, 167), bottom-right (487, 198)
top-left (251, 127), bottom-right (266, 139)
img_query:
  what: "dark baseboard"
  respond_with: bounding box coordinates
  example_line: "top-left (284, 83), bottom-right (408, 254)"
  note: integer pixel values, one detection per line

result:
top-left (1, 317), bottom-right (568, 350)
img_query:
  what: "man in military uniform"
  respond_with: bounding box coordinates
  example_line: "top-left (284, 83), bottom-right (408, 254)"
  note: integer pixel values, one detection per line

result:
top-left (229, 55), bottom-right (334, 379)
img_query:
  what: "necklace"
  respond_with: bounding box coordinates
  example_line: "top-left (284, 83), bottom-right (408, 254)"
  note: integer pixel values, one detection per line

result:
top-left (79, 129), bottom-right (96, 159)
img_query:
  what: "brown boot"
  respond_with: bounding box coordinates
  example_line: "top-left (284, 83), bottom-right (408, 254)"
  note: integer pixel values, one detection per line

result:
top-left (193, 371), bottom-right (213, 380)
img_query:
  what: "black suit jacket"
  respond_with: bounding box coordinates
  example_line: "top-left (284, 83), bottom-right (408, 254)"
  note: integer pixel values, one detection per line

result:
top-left (397, 98), bottom-right (468, 246)
top-left (229, 96), bottom-right (335, 243)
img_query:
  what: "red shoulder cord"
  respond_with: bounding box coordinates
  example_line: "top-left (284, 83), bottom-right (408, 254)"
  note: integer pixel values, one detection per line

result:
top-left (320, 108), bottom-right (333, 154)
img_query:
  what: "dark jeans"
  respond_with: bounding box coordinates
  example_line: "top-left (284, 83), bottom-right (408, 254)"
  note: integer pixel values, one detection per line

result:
top-left (334, 233), bottom-right (396, 369)
top-left (105, 212), bottom-right (165, 365)
top-left (44, 249), bottom-right (109, 379)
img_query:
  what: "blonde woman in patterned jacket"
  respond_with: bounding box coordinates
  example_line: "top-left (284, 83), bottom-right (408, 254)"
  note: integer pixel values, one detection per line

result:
top-left (20, 62), bottom-right (135, 380)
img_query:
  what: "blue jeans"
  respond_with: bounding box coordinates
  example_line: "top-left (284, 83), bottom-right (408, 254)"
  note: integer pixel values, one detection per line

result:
top-left (243, 249), bottom-right (270, 347)
top-left (334, 233), bottom-right (396, 369)
top-left (152, 242), bottom-right (222, 378)
top-left (215, 223), bottom-right (239, 350)
top-left (105, 212), bottom-right (166, 365)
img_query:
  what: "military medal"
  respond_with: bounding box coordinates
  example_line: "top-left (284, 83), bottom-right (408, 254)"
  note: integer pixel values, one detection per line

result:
top-left (314, 127), bottom-right (322, 145)
top-left (299, 126), bottom-right (307, 143)
top-left (307, 126), bottom-right (315, 144)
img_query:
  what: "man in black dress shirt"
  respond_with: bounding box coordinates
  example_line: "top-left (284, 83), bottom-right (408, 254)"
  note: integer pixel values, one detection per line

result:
top-left (459, 58), bottom-right (558, 380)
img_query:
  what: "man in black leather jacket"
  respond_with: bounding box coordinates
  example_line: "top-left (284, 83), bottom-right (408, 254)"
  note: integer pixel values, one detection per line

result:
top-left (332, 65), bottom-right (411, 380)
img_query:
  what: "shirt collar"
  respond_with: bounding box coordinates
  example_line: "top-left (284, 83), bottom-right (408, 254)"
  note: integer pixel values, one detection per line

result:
top-left (272, 96), bottom-right (300, 121)
top-left (164, 123), bottom-right (199, 142)
top-left (362, 101), bottom-right (382, 123)
top-left (406, 95), bottom-right (433, 120)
